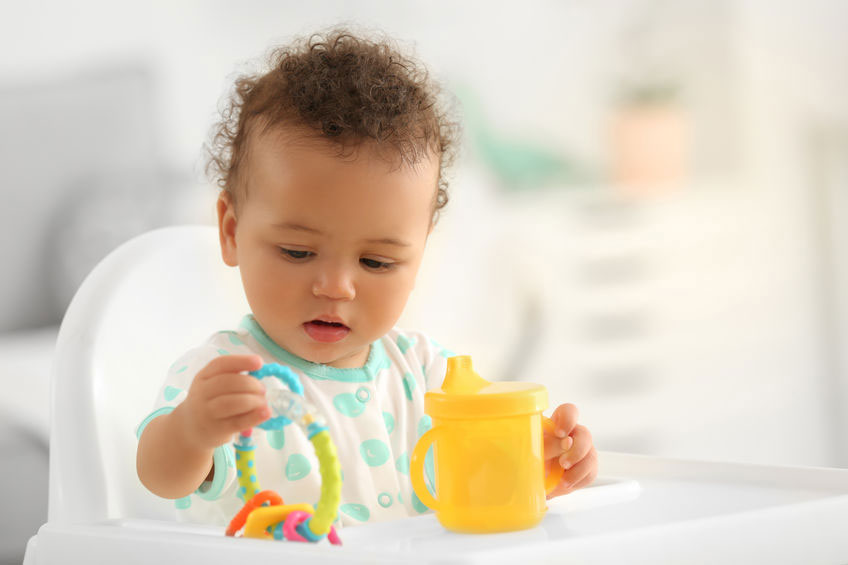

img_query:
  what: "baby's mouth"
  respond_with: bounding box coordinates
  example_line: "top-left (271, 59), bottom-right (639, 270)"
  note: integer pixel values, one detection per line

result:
top-left (303, 319), bottom-right (351, 343)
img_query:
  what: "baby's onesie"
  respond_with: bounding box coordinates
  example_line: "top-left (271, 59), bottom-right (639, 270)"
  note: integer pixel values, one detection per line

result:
top-left (136, 314), bottom-right (452, 528)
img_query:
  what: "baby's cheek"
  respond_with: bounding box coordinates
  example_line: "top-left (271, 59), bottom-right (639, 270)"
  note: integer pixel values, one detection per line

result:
top-left (371, 277), bottom-right (415, 314)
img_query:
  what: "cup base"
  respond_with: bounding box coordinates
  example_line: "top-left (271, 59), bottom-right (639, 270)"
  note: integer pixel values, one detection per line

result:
top-left (436, 508), bottom-right (547, 534)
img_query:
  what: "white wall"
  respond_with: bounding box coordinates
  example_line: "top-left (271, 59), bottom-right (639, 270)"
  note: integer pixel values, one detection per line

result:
top-left (0, 1), bottom-right (645, 174)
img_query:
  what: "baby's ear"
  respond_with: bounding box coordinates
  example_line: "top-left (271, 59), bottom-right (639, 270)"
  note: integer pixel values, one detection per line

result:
top-left (217, 192), bottom-right (239, 267)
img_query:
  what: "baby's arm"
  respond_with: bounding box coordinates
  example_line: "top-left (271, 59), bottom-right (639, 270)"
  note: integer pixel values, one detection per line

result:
top-left (136, 355), bottom-right (268, 499)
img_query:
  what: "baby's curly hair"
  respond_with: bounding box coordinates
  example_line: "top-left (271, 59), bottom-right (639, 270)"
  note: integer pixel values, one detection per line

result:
top-left (205, 28), bottom-right (459, 219)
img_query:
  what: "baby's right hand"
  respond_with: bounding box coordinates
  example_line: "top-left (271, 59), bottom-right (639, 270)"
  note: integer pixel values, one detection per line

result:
top-left (175, 354), bottom-right (269, 450)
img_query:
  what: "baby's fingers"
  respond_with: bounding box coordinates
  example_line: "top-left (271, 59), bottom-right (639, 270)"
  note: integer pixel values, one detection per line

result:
top-left (550, 403), bottom-right (579, 437)
top-left (544, 433), bottom-right (572, 461)
top-left (544, 403), bottom-right (579, 460)
top-left (558, 424), bottom-right (592, 470)
top-left (196, 355), bottom-right (263, 381)
top-left (223, 406), bottom-right (272, 434)
top-left (202, 372), bottom-right (267, 399)
top-left (208, 393), bottom-right (269, 420)
top-left (547, 447), bottom-right (598, 498)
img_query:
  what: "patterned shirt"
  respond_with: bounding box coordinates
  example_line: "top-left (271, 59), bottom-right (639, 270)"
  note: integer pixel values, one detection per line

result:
top-left (136, 314), bottom-right (452, 528)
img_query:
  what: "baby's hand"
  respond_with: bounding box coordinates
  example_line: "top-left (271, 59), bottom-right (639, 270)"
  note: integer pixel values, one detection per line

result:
top-left (543, 403), bottom-right (598, 498)
top-left (175, 355), bottom-right (269, 450)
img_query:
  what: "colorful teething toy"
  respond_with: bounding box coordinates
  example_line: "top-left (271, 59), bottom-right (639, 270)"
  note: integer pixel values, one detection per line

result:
top-left (225, 363), bottom-right (342, 545)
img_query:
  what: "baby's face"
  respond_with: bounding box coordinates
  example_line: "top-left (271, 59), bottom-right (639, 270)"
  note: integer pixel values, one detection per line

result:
top-left (218, 129), bottom-right (438, 368)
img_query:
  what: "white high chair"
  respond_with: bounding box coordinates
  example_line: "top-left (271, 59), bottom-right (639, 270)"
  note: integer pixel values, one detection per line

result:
top-left (25, 225), bottom-right (848, 564)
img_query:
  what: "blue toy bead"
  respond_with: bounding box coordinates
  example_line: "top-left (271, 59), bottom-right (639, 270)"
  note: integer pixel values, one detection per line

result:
top-left (249, 363), bottom-right (304, 431)
top-left (306, 423), bottom-right (328, 440)
top-left (296, 517), bottom-right (325, 542)
top-left (249, 363), bottom-right (304, 395)
top-left (257, 415), bottom-right (292, 431)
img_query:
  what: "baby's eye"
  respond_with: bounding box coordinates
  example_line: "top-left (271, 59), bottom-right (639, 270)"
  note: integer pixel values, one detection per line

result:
top-left (360, 257), bottom-right (394, 271)
top-left (280, 248), bottom-right (313, 261)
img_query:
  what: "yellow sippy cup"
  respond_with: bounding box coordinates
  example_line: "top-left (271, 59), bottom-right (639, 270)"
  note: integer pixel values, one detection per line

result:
top-left (410, 355), bottom-right (564, 533)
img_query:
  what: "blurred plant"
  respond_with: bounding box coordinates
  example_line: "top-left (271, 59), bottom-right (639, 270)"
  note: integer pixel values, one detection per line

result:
top-left (613, 0), bottom-right (685, 110)
top-left (607, 0), bottom-right (692, 193)
top-left (453, 84), bottom-right (593, 192)
top-left (617, 83), bottom-right (681, 108)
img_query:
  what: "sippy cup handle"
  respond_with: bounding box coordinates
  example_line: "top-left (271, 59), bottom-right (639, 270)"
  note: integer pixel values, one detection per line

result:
top-left (410, 427), bottom-right (442, 512)
top-left (411, 417), bottom-right (566, 509)
top-left (542, 417), bottom-right (566, 494)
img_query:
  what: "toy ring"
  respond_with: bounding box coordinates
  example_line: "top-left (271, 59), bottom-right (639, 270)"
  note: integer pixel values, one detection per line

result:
top-left (227, 363), bottom-right (342, 545)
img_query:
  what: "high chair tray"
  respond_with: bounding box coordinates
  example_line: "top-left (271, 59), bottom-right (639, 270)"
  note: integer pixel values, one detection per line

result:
top-left (25, 452), bottom-right (848, 564)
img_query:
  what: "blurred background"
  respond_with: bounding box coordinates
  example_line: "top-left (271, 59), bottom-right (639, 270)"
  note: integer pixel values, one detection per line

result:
top-left (1, 0), bottom-right (847, 562)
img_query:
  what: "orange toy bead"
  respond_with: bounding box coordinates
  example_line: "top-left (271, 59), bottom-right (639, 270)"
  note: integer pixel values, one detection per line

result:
top-left (226, 490), bottom-right (284, 536)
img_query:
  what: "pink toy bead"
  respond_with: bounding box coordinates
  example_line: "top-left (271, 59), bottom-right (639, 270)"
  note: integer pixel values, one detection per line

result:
top-left (282, 511), bottom-right (310, 542)
top-left (282, 511), bottom-right (342, 545)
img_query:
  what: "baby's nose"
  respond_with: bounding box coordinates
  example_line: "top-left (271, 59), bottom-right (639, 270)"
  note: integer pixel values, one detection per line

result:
top-left (312, 268), bottom-right (355, 300)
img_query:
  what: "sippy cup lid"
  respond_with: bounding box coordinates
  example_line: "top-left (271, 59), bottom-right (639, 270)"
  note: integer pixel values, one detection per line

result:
top-left (425, 355), bottom-right (548, 418)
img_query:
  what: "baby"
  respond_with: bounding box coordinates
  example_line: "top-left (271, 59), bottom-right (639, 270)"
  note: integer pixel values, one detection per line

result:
top-left (136, 28), bottom-right (598, 528)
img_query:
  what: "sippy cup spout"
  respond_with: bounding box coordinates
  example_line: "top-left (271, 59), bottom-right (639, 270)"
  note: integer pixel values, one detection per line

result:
top-left (442, 355), bottom-right (491, 394)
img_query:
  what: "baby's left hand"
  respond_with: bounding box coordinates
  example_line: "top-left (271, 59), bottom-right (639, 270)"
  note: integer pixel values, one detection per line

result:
top-left (544, 403), bottom-right (598, 498)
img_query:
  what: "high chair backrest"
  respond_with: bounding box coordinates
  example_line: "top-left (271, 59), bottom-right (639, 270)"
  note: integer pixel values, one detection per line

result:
top-left (48, 225), bottom-right (248, 523)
